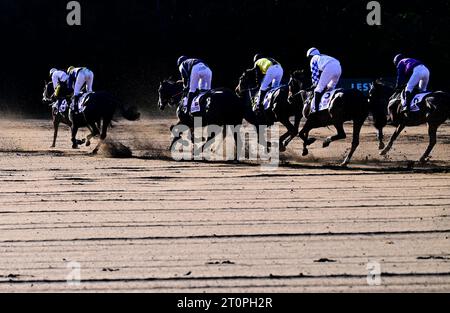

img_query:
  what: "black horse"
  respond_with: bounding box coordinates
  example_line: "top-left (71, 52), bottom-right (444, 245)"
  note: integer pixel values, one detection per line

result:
top-left (70, 91), bottom-right (140, 153)
top-left (42, 81), bottom-right (74, 147)
top-left (235, 69), bottom-right (302, 152)
top-left (289, 70), bottom-right (369, 166)
top-left (158, 80), bottom-right (249, 155)
top-left (369, 80), bottom-right (450, 163)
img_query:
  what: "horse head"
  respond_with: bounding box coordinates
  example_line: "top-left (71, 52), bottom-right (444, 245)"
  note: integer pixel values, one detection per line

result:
top-left (42, 81), bottom-right (54, 104)
top-left (288, 70), bottom-right (311, 106)
top-left (235, 69), bottom-right (258, 98)
top-left (158, 79), bottom-right (184, 111)
top-left (368, 79), bottom-right (398, 108)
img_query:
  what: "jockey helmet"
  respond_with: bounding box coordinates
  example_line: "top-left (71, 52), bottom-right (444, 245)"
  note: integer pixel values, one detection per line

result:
top-left (307, 48), bottom-right (320, 58)
top-left (253, 54), bottom-right (263, 63)
top-left (67, 66), bottom-right (75, 74)
top-left (49, 68), bottom-right (57, 77)
top-left (177, 56), bottom-right (188, 67)
top-left (393, 54), bottom-right (404, 66)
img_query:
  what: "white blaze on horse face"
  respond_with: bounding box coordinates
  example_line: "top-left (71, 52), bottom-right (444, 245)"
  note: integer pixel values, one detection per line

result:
top-left (67, 1), bottom-right (82, 26)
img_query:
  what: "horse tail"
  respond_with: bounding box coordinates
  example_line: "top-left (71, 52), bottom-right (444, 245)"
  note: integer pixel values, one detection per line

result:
top-left (109, 96), bottom-right (141, 121)
top-left (120, 104), bottom-right (141, 121)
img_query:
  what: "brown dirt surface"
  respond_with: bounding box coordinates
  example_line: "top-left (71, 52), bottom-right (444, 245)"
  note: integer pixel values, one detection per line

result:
top-left (0, 116), bottom-right (449, 292)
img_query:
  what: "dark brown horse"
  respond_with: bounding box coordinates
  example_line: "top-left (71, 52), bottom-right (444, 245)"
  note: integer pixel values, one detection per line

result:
top-left (42, 81), bottom-right (74, 147)
top-left (235, 69), bottom-right (302, 152)
top-left (289, 71), bottom-right (369, 167)
top-left (70, 91), bottom-right (140, 153)
top-left (369, 80), bottom-right (450, 163)
top-left (158, 80), bottom-right (249, 155)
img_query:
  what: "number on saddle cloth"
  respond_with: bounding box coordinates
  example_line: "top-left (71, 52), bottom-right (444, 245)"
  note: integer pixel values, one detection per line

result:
top-left (402, 92), bottom-right (431, 112)
top-left (257, 86), bottom-right (284, 111)
top-left (310, 90), bottom-right (336, 114)
top-left (184, 91), bottom-right (208, 114)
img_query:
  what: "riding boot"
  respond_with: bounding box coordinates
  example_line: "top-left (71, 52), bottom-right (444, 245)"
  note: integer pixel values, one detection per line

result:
top-left (313, 91), bottom-right (323, 114)
top-left (258, 90), bottom-right (268, 112)
top-left (403, 91), bottom-right (413, 114)
top-left (72, 95), bottom-right (81, 114)
top-left (186, 92), bottom-right (196, 115)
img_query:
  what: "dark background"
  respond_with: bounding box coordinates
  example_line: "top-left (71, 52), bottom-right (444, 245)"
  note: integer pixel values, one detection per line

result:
top-left (0, 0), bottom-right (449, 115)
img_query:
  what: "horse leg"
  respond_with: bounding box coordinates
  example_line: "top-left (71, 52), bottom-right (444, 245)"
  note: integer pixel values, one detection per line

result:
top-left (377, 128), bottom-right (385, 150)
top-left (233, 126), bottom-right (241, 161)
top-left (85, 122), bottom-right (100, 147)
top-left (419, 124), bottom-right (438, 163)
top-left (341, 120), bottom-right (363, 167)
top-left (323, 123), bottom-right (346, 148)
top-left (279, 118), bottom-right (297, 152)
top-left (279, 131), bottom-right (290, 152)
top-left (202, 131), bottom-right (220, 160)
top-left (299, 123), bottom-right (314, 157)
top-left (71, 125), bottom-right (79, 149)
top-left (51, 117), bottom-right (60, 148)
top-left (380, 124), bottom-right (406, 156)
top-left (92, 119), bottom-right (110, 155)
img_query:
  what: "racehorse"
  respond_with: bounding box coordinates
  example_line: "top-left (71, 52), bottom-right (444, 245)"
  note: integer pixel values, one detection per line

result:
top-left (158, 80), bottom-right (252, 155)
top-left (289, 70), bottom-right (369, 167)
top-left (42, 81), bottom-right (74, 147)
top-left (368, 80), bottom-right (450, 163)
top-left (235, 69), bottom-right (302, 152)
top-left (70, 91), bottom-right (140, 153)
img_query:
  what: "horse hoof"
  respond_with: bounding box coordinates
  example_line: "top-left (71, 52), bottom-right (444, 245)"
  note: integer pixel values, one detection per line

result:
top-left (72, 144), bottom-right (79, 149)
top-left (50, 145), bottom-right (56, 148)
top-left (78, 139), bottom-right (86, 145)
top-left (86, 141), bottom-right (91, 147)
top-left (380, 149), bottom-right (389, 156)
top-left (302, 149), bottom-right (309, 157)
top-left (92, 149), bottom-right (99, 155)
top-left (340, 161), bottom-right (349, 168)
top-left (279, 145), bottom-right (286, 153)
top-left (378, 142), bottom-right (386, 150)
top-left (419, 157), bottom-right (430, 164)
top-left (323, 140), bottom-right (331, 148)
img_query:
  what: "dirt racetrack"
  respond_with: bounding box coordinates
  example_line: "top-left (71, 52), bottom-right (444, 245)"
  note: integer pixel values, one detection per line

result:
top-left (0, 116), bottom-right (449, 292)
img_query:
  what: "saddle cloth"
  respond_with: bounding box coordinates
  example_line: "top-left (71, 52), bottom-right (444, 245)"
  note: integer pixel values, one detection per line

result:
top-left (310, 89), bottom-right (339, 113)
top-left (70, 92), bottom-right (93, 113)
top-left (402, 92), bottom-right (431, 112)
top-left (182, 91), bottom-right (208, 114)
top-left (262, 86), bottom-right (284, 110)
top-left (53, 99), bottom-right (68, 114)
top-left (191, 91), bottom-right (208, 113)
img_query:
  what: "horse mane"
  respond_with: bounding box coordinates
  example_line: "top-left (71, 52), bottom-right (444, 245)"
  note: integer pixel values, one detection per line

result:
top-left (291, 69), bottom-right (307, 80)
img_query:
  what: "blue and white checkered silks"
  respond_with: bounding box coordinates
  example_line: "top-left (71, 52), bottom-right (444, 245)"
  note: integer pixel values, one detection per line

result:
top-left (311, 60), bottom-right (320, 86)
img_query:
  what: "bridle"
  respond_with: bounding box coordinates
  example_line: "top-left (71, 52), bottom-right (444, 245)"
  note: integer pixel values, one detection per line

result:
top-left (159, 85), bottom-right (184, 107)
top-left (237, 74), bottom-right (259, 100)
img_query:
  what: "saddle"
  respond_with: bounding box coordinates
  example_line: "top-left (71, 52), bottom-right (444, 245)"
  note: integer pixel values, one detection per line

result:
top-left (191, 90), bottom-right (210, 113)
top-left (181, 90), bottom-right (211, 115)
top-left (70, 92), bottom-right (93, 114)
top-left (401, 91), bottom-right (431, 113)
top-left (263, 86), bottom-right (285, 111)
top-left (305, 89), bottom-right (341, 116)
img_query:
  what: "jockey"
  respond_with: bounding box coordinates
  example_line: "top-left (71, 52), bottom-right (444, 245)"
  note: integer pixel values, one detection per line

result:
top-left (250, 54), bottom-right (283, 111)
top-left (177, 56), bottom-right (212, 114)
top-left (67, 66), bottom-right (94, 112)
top-left (49, 68), bottom-right (69, 99)
top-left (306, 48), bottom-right (342, 114)
top-left (393, 54), bottom-right (430, 113)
